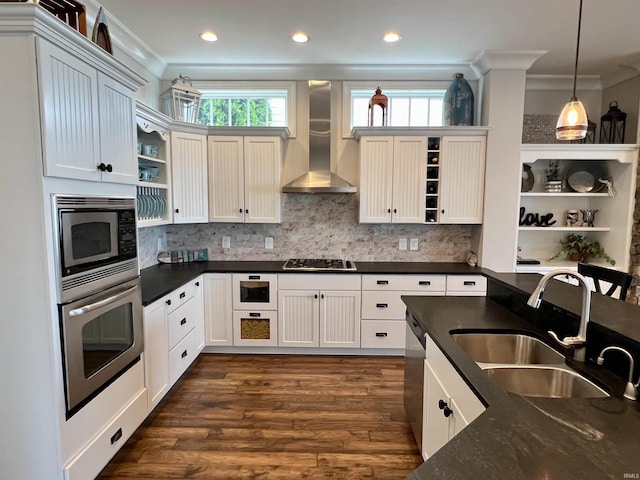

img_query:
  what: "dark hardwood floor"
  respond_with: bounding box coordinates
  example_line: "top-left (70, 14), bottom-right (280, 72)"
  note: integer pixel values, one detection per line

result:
top-left (97, 354), bottom-right (423, 479)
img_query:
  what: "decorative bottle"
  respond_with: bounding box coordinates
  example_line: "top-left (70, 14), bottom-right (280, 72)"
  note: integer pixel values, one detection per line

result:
top-left (442, 73), bottom-right (474, 126)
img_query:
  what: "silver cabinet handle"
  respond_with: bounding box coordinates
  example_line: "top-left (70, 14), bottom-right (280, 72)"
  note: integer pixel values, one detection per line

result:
top-left (68, 285), bottom-right (139, 317)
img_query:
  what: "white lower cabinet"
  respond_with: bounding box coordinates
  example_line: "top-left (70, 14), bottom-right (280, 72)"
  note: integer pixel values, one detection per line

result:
top-left (204, 273), bottom-right (233, 346)
top-left (278, 274), bottom-right (362, 348)
top-left (142, 277), bottom-right (204, 411)
top-left (64, 388), bottom-right (147, 480)
top-left (423, 333), bottom-right (485, 460)
top-left (361, 275), bottom-right (446, 349)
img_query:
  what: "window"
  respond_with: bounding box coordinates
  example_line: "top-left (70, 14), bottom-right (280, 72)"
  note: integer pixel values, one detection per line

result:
top-left (192, 81), bottom-right (296, 135)
top-left (343, 81), bottom-right (448, 135)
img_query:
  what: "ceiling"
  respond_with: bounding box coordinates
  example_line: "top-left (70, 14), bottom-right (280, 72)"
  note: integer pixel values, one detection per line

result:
top-left (97, 0), bottom-right (640, 78)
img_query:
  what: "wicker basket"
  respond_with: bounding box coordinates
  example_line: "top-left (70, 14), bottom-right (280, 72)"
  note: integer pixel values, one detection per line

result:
top-left (1, 0), bottom-right (87, 36)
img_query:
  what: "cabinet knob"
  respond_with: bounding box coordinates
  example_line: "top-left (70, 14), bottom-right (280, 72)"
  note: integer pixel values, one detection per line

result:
top-left (387, 208), bottom-right (391, 213)
top-left (245, 209), bottom-right (249, 214)
top-left (181, 350), bottom-right (188, 359)
top-left (166, 299), bottom-right (172, 306)
top-left (239, 209), bottom-right (243, 213)
top-left (175, 208), bottom-right (180, 214)
top-left (393, 208), bottom-right (397, 214)
top-left (314, 294), bottom-right (318, 299)
top-left (106, 163), bottom-right (113, 172)
top-left (438, 399), bottom-right (452, 417)
top-left (441, 209), bottom-right (445, 214)
top-left (195, 282), bottom-right (200, 287)
top-left (97, 162), bottom-right (107, 172)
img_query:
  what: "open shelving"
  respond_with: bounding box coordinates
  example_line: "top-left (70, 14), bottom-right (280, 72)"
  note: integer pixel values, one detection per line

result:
top-left (516, 144), bottom-right (638, 273)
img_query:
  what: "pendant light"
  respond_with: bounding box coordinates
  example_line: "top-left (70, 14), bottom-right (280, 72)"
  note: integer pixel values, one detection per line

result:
top-left (556, 0), bottom-right (588, 140)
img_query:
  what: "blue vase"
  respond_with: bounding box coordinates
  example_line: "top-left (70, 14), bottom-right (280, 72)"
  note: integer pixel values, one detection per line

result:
top-left (442, 73), bottom-right (474, 126)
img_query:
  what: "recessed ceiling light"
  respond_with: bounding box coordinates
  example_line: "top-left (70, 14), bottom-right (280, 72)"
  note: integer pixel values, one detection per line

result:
top-left (291, 32), bottom-right (309, 43)
top-left (200, 31), bottom-right (218, 42)
top-left (383, 32), bottom-right (401, 43)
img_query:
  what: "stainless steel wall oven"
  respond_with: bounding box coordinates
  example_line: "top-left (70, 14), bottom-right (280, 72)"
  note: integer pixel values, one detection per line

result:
top-left (54, 195), bottom-right (142, 418)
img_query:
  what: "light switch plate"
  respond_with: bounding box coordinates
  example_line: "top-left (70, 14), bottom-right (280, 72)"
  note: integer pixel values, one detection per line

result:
top-left (265, 237), bottom-right (274, 249)
top-left (222, 236), bottom-right (231, 249)
top-left (399, 238), bottom-right (408, 250)
top-left (410, 238), bottom-right (419, 251)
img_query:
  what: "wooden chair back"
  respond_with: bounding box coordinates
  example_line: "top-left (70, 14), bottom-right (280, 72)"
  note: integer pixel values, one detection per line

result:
top-left (577, 263), bottom-right (632, 300)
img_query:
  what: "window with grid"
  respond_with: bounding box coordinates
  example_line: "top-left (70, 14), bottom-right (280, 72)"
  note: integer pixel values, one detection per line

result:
top-left (344, 82), bottom-right (447, 132)
top-left (194, 81), bottom-right (295, 133)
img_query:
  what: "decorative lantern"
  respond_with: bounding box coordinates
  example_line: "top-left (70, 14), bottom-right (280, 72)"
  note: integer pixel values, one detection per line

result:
top-left (368, 87), bottom-right (388, 126)
top-left (160, 75), bottom-right (202, 123)
top-left (571, 118), bottom-right (596, 144)
top-left (599, 101), bottom-right (626, 144)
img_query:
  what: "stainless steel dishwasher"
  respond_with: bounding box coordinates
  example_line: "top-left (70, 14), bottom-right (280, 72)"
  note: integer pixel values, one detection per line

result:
top-left (404, 311), bottom-right (427, 453)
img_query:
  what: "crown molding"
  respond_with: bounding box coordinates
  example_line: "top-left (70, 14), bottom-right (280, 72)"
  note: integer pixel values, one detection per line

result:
top-left (162, 63), bottom-right (480, 82)
top-left (84, 0), bottom-right (166, 79)
top-left (472, 50), bottom-right (547, 76)
top-left (525, 74), bottom-right (602, 91)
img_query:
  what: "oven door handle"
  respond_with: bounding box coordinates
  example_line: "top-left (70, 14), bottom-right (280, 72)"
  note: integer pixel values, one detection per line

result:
top-left (68, 285), bottom-right (139, 317)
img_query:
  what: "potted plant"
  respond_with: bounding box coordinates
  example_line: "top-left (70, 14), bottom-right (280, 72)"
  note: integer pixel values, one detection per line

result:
top-left (544, 160), bottom-right (562, 192)
top-left (549, 233), bottom-right (615, 265)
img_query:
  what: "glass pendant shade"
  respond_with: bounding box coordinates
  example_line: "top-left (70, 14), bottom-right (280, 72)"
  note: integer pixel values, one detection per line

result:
top-left (556, 97), bottom-right (588, 140)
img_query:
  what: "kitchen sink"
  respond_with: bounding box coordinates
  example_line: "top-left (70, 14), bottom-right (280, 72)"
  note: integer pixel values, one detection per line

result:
top-left (451, 332), bottom-right (565, 364)
top-left (481, 365), bottom-right (609, 398)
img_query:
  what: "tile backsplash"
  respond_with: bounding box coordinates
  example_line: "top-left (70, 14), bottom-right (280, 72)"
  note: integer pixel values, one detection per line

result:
top-left (138, 194), bottom-right (472, 269)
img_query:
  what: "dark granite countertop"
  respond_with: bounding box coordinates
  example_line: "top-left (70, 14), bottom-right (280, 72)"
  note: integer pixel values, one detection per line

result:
top-left (139, 261), bottom-right (485, 305)
top-left (402, 293), bottom-right (640, 480)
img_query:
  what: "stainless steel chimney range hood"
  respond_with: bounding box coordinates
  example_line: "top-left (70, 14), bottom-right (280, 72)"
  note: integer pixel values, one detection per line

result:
top-left (282, 81), bottom-right (357, 193)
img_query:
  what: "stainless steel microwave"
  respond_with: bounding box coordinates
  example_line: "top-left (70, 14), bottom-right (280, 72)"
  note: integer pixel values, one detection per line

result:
top-left (54, 195), bottom-right (138, 303)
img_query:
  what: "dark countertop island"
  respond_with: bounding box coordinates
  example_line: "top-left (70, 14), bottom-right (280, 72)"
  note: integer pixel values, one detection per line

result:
top-left (403, 273), bottom-right (640, 480)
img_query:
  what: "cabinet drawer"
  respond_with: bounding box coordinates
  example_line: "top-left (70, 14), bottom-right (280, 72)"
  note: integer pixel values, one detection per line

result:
top-left (361, 320), bottom-right (405, 349)
top-left (165, 281), bottom-right (196, 313)
top-left (362, 291), bottom-right (407, 319)
top-left (169, 328), bottom-right (197, 385)
top-left (446, 275), bottom-right (487, 296)
top-left (362, 275), bottom-right (446, 292)
top-left (64, 389), bottom-right (147, 480)
top-left (167, 296), bottom-right (196, 349)
top-left (278, 274), bottom-right (361, 291)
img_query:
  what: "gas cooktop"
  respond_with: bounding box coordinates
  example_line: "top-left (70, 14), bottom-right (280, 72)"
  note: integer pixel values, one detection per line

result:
top-left (283, 258), bottom-right (357, 271)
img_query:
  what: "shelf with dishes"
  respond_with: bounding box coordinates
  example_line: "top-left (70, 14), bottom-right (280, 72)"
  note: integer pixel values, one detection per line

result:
top-left (136, 103), bottom-right (173, 227)
top-left (516, 145), bottom-right (638, 272)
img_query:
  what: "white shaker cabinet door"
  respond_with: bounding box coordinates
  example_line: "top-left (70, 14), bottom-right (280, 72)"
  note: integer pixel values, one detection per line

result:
top-left (97, 72), bottom-right (137, 184)
top-left (37, 38), bottom-right (101, 181)
top-left (359, 136), bottom-right (394, 223)
top-left (208, 136), bottom-right (245, 223)
top-left (319, 290), bottom-right (361, 348)
top-left (391, 136), bottom-right (427, 223)
top-left (243, 136), bottom-right (283, 223)
top-left (171, 131), bottom-right (209, 223)
top-left (439, 136), bottom-right (486, 224)
top-left (278, 290), bottom-right (320, 347)
top-left (204, 274), bottom-right (233, 346)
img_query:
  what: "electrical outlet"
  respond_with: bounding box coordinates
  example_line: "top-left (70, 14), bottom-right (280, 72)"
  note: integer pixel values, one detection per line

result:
top-left (265, 237), bottom-right (274, 249)
top-left (399, 238), bottom-right (408, 251)
top-left (222, 236), bottom-right (231, 249)
top-left (410, 238), bottom-right (419, 251)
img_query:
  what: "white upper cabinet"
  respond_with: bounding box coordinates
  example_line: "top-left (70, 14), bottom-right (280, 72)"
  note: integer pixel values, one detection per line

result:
top-left (37, 39), bottom-right (138, 184)
top-left (209, 135), bottom-right (284, 223)
top-left (208, 136), bottom-right (245, 222)
top-left (439, 136), bottom-right (486, 224)
top-left (171, 130), bottom-right (209, 223)
top-left (359, 136), bottom-right (426, 223)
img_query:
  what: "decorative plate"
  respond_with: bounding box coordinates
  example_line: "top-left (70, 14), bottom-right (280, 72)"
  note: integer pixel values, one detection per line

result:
top-left (565, 162), bottom-right (607, 193)
top-left (521, 164), bottom-right (534, 192)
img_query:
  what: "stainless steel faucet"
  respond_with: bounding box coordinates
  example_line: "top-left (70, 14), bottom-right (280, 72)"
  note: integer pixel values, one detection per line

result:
top-left (526, 269), bottom-right (591, 362)
top-left (597, 346), bottom-right (638, 401)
